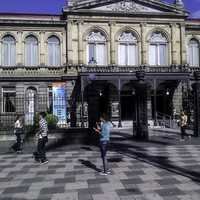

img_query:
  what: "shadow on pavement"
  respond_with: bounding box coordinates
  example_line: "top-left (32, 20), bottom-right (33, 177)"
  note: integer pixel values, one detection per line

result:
top-left (110, 139), bottom-right (200, 183)
top-left (78, 159), bottom-right (101, 172)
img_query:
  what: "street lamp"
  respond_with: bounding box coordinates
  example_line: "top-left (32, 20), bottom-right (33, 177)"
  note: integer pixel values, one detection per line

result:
top-left (166, 89), bottom-right (170, 96)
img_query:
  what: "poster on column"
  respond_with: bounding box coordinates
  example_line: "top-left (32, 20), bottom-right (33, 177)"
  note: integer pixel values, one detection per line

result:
top-left (52, 82), bottom-right (67, 127)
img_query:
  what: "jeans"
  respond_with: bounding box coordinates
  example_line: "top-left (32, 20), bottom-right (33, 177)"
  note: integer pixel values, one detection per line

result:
top-left (12, 128), bottom-right (23, 151)
top-left (100, 140), bottom-right (109, 173)
top-left (181, 125), bottom-right (186, 139)
top-left (37, 136), bottom-right (48, 161)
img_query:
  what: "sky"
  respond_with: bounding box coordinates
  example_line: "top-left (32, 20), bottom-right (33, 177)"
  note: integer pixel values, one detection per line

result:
top-left (0, 0), bottom-right (199, 18)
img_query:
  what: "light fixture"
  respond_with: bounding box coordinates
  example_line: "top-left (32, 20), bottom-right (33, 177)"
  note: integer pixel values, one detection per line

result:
top-left (166, 89), bottom-right (170, 96)
top-left (99, 90), bottom-right (103, 96)
top-left (132, 89), bottom-right (135, 95)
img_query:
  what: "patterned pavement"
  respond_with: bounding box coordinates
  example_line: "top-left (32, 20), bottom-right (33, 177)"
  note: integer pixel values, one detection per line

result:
top-left (0, 130), bottom-right (200, 199)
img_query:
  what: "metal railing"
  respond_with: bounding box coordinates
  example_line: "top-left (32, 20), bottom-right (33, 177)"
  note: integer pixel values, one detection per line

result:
top-left (0, 96), bottom-right (86, 134)
top-left (156, 112), bottom-right (178, 129)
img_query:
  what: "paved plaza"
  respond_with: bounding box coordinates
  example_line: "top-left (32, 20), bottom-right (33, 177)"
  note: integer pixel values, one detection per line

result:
top-left (1, 129), bottom-right (200, 199)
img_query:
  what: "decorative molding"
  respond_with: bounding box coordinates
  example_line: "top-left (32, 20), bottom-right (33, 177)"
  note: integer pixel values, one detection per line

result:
top-left (86, 31), bottom-right (106, 42)
top-left (92, 1), bottom-right (161, 13)
top-left (118, 32), bottom-right (137, 42)
top-left (150, 32), bottom-right (167, 43)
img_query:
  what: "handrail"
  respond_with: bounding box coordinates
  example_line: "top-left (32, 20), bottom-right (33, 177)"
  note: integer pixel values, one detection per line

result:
top-left (155, 111), bottom-right (178, 128)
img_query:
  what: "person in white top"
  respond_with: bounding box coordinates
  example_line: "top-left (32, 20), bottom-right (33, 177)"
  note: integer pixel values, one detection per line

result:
top-left (11, 115), bottom-right (24, 153)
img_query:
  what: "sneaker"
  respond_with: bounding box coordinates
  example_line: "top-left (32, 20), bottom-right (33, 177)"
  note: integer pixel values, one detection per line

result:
top-left (16, 150), bottom-right (22, 154)
top-left (99, 172), bottom-right (108, 176)
top-left (106, 169), bottom-right (111, 174)
top-left (40, 160), bottom-right (48, 165)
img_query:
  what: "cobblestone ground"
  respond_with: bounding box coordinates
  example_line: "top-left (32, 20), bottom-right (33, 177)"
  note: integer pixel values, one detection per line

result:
top-left (0, 130), bottom-right (200, 200)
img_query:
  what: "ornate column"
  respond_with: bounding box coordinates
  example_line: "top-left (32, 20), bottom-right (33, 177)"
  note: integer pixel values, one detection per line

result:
top-left (17, 31), bottom-right (23, 65)
top-left (153, 79), bottom-right (157, 126)
top-left (171, 23), bottom-right (177, 65)
top-left (109, 21), bottom-right (116, 65)
top-left (40, 31), bottom-right (45, 65)
top-left (192, 71), bottom-right (200, 137)
top-left (88, 82), bottom-right (100, 130)
top-left (118, 78), bottom-right (122, 127)
top-left (180, 23), bottom-right (187, 65)
top-left (135, 71), bottom-right (148, 140)
top-left (78, 20), bottom-right (84, 64)
top-left (80, 77), bottom-right (84, 127)
top-left (140, 23), bottom-right (147, 65)
top-left (67, 20), bottom-right (73, 64)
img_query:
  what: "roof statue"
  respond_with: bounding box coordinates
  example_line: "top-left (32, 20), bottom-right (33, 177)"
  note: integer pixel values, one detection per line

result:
top-left (173, 0), bottom-right (185, 9)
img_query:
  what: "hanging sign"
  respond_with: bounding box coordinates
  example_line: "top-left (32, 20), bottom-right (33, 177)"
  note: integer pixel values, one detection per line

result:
top-left (52, 82), bottom-right (67, 126)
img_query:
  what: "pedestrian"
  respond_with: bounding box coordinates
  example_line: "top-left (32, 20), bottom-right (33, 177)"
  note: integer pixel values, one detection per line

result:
top-left (180, 111), bottom-right (188, 141)
top-left (33, 112), bottom-right (48, 164)
top-left (93, 113), bottom-right (113, 175)
top-left (11, 115), bottom-right (24, 153)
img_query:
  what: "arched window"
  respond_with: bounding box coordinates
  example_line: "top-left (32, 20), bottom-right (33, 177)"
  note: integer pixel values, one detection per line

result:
top-left (48, 36), bottom-right (61, 66)
top-left (149, 32), bottom-right (168, 66)
top-left (188, 39), bottom-right (199, 66)
top-left (86, 31), bottom-right (107, 65)
top-left (118, 32), bottom-right (138, 65)
top-left (2, 35), bottom-right (16, 66)
top-left (25, 35), bottom-right (38, 66)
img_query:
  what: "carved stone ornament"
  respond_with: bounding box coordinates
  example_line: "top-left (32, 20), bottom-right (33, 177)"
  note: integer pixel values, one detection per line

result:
top-left (150, 32), bottom-right (167, 43)
top-left (86, 32), bottom-right (106, 42)
top-left (107, 0), bottom-right (149, 12)
top-left (118, 32), bottom-right (137, 42)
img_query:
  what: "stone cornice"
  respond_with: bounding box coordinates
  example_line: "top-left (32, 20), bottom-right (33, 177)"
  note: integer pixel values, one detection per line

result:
top-left (0, 19), bottom-right (66, 27)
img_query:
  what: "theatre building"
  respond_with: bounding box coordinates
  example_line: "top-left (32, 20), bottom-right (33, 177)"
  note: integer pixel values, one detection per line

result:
top-left (1, 0), bottom-right (200, 139)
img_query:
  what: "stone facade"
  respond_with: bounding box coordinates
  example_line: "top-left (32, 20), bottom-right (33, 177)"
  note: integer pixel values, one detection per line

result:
top-left (0, 0), bottom-right (200, 132)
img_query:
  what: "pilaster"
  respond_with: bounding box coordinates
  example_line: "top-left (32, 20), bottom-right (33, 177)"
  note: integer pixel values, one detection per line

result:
top-left (171, 23), bottom-right (177, 65)
top-left (78, 20), bottom-right (84, 64)
top-left (109, 21), bottom-right (116, 65)
top-left (180, 23), bottom-right (187, 65)
top-left (17, 31), bottom-right (23, 65)
top-left (140, 23), bottom-right (147, 65)
top-left (67, 20), bottom-right (74, 64)
top-left (39, 31), bottom-right (45, 65)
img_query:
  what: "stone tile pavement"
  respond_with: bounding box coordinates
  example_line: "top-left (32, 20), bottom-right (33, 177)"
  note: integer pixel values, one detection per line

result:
top-left (0, 130), bottom-right (200, 199)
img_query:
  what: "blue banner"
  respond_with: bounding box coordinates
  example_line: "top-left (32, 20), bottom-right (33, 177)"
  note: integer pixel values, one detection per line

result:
top-left (52, 82), bottom-right (67, 126)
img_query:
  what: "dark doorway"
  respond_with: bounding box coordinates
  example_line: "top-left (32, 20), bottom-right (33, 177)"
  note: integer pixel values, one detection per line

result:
top-left (121, 94), bottom-right (136, 120)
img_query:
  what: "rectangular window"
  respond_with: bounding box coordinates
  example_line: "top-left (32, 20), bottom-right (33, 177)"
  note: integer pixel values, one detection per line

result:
top-left (2, 87), bottom-right (16, 113)
top-left (118, 44), bottom-right (126, 65)
top-left (88, 43), bottom-right (95, 64)
top-left (149, 45), bottom-right (157, 65)
top-left (96, 44), bottom-right (106, 65)
top-left (128, 44), bottom-right (136, 65)
top-left (159, 44), bottom-right (167, 65)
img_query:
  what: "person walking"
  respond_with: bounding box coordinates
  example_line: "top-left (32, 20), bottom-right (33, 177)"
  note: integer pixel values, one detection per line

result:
top-left (34, 112), bottom-right (48, 164)
top-left (93, 113), bottom-right (113, 175)
top-left (11, 115), bottom-right (24, 153)
top-left (180, 111), bottom-right (188, 141)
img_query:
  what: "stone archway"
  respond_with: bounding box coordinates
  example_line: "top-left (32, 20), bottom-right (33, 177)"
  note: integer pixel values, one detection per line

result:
top-left (121, 82), bottom-right (137, 122)
top-left (83, 81), bottom-right (118, 129)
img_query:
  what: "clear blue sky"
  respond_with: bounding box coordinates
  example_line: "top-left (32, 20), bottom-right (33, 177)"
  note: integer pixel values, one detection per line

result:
top-left (0, 0), bottom-right (199, 18)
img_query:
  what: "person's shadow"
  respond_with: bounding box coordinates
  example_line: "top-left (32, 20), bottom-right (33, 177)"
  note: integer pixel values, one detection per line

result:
top-left (78, 159), bottom-right (101, 172)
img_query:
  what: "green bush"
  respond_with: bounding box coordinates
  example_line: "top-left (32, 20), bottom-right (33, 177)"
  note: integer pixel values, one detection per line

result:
top-left (45, 113), bottom-right (58, 129)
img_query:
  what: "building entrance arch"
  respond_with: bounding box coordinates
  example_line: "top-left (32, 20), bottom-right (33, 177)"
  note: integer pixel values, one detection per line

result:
top-left (83, 81), bottom-right (118, 129)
